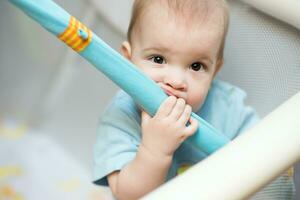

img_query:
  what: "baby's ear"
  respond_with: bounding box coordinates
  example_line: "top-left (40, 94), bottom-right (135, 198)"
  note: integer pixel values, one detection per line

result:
top-left (213, 58), bottom-right (223, 77)
top-left (120, 41), bottom-right (132, 60)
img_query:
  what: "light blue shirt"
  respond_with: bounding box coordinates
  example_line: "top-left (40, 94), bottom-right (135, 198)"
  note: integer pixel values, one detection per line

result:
top-left (93, 79), bottom-right (260, 185)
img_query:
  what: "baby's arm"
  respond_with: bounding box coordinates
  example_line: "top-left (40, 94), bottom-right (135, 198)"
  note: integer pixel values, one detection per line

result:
top-left (107, 143), bottom-right (173, 200)
top-left (107, 96), bottom-right (198, 200)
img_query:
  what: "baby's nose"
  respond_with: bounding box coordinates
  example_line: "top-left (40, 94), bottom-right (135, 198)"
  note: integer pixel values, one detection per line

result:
top-left (164, 70), bottom-right (187, 90)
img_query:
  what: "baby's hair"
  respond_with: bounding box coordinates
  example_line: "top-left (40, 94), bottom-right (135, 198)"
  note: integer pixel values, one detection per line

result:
top-left (127, 0), bottom-right (229, 60)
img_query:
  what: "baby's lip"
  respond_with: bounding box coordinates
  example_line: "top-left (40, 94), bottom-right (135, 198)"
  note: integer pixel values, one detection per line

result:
top-left (159, 84), bottom-right (185, 99)
top-left (164, 89), bottom-right (176, 97)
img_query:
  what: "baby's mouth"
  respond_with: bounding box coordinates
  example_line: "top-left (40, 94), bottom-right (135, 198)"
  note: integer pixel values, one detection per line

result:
top-left (163, 89), bottom-right (177, 97)
top-left (159, 83), bottom-right (184, 99)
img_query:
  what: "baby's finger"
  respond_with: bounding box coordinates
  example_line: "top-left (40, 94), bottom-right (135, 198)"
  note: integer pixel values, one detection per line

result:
top-left (184, 117), bottom-right (199, 137)
top-left (168, 98), bottom-right (186, 120)
top-left (155, 96), bottom-right (177, 118)
top-left (177, 104), bottom-right (192, 124)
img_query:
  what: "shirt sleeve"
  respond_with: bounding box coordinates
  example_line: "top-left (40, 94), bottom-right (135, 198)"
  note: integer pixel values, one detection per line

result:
top-left (93, 92), bottom-right (141, 186)
top-left (228, 87), bottom-right (260, 139)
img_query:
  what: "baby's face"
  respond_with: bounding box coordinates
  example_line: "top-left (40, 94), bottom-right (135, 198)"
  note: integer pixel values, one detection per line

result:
top-left (124, 3), bottom-right (224, 112)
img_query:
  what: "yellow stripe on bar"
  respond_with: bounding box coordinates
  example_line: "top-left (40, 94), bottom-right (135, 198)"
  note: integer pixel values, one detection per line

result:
top-left (59, 17), bottom-right (76, 41)
top-left (58, 16), bottom-right (92, 52)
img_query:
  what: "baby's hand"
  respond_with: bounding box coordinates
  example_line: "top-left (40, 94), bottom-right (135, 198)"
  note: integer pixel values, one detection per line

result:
top-left (140, 96), bottom-right (198, 159)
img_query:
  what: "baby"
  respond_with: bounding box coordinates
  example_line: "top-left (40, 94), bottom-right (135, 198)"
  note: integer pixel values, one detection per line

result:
top-left (93, 0), bottom-right (295, 199)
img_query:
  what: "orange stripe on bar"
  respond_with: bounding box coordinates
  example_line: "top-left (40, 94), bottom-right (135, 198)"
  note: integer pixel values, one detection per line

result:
top-left (75, 26), bottom-right (92, 52)
top-left (58, 16), bottom-right (92, 52)
top-left (58, 17), bottom-right (76, 41)
top-left (69, 22), bottom-right (84, 47)
top-left (64, 19), bottom-right (79, 44)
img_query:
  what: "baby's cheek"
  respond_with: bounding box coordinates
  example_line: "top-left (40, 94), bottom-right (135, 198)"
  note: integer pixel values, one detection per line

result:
top-left (188, 91), bottom-right (208, 112)
top-left (141, 68), bottom-right (161, 82)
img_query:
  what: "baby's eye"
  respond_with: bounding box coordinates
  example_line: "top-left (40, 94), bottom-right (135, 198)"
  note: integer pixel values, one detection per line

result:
top-left (150, 55), bottom-right (165, 64)
top-left (190, 62), bottom-right (205, 71)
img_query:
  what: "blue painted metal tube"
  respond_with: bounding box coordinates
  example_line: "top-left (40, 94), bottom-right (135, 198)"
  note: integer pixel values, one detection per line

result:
top-left (9, 0), bottom-right (230, 154)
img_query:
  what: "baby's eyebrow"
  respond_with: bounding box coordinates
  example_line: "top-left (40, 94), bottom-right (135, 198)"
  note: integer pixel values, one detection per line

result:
top-left (199, 56), bottom-right (213, 65)
top-left (142, 46), bottom-right (170, 53)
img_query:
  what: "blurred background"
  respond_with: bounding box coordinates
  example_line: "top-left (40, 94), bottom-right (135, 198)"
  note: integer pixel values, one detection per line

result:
top-left (0, 0), bottom-right (299, 199)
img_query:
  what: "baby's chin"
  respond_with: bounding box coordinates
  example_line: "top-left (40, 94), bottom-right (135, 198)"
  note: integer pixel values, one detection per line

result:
top-left (191, 102), bottom-right (204, 113)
